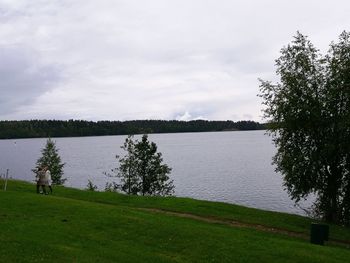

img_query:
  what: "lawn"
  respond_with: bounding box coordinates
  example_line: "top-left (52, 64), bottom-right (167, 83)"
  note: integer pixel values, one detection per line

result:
top-left (1, 180), bottom-right (350, 262)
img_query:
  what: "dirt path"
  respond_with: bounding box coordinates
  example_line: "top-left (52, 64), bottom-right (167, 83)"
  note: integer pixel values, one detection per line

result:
top-left (137, 207), bottom-right (350, 248)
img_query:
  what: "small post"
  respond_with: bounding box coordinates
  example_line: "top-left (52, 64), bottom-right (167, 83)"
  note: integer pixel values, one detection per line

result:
top-left (4, 169), bottom-right (9, 191)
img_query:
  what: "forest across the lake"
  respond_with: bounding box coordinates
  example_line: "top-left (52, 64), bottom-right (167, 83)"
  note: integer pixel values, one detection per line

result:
top-left (0, 119), bottom-right (266, 139)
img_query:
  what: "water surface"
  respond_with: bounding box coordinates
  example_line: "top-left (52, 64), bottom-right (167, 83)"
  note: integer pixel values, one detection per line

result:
top-left (0, 130), bottom-right (312, 215)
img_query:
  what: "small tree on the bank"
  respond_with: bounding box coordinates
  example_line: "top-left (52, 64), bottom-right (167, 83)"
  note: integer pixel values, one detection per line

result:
top-left (112, 134), bottom-right (174, 196)
top-left (34, 138), bottom-right (66, 185)
top-left (259, 31), bottom-right (350, 224)
top-left (86, 180), bottom-right (97, 191)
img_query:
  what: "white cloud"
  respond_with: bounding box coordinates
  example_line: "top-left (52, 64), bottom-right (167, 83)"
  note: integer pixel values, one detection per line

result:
top-left (176, 111), bottom-right (192, 121)
top-left (0, 0), bottom-right (349, 121)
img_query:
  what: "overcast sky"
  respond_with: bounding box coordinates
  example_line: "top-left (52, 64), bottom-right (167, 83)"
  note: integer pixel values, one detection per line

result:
top-left (0, 0), bottom-right (349, 121)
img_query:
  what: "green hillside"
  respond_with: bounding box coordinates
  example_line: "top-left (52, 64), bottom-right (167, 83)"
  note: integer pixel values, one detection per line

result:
top-left (0, 180), bottom-right (350, 262)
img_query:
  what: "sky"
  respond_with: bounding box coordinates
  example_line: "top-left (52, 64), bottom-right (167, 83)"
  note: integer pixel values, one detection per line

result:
top-left (0, 0), bottom-right (349, 122)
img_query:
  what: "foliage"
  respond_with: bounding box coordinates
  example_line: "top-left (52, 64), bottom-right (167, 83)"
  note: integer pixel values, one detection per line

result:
top-left (112, 134), bottom-right (174, 196)
top-left (260, 31), bottom-right (350, 224)
top-left (0, 119), bottom-right (265, 139)
top-left (104, 182), bottom-right (118, 192)
top-left (33, 138), bottom-right (66, 185)
top-left (86, 180), bottom-right (97, 191)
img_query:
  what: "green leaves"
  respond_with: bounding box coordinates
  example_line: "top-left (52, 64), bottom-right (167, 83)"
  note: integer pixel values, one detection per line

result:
top-left (113, 134), bottom-right (174, 196)
top-left (260, 31), bottom-right (350, 224)
top-left (34, 138), bottom-right (66, 185)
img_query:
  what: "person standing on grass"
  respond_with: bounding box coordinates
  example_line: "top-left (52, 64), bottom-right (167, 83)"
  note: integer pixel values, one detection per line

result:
top-left (36, 166), bottom-right (47, 194)
top-left (44, 166), bottom-right (53, 194)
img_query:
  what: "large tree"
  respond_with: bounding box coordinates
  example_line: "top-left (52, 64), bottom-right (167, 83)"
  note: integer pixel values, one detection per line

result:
top-left (112, 134), bottom-right (174, 196)
top-left (34, 138), bottom-right (66, 185)
top-left (260, 31), bottom-right (350, 224)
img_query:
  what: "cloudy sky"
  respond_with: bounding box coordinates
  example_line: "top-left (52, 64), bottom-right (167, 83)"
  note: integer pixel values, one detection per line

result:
top-left (0, 0), bottom-right (349, 121)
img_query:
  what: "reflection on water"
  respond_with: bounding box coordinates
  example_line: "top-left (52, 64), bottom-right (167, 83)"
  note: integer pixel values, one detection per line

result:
top-left (0, 130), bottom-right (312, 215)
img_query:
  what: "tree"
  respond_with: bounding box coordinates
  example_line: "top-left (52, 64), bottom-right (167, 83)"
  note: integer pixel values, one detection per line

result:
top-left (34, 138), bottom-right (66, 185)
top-left (0, 119), bottom-right (265, 139)
top-left (259, 31), bottom-right (350, 224)
top-left (113, 135), bottom-right (139, 194)
top-left (112, 134), bottom-right (174, 196)
top-left (86, 180), bottom-right (97, 191)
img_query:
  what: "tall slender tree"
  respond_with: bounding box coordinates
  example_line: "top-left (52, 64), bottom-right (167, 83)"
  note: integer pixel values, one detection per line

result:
top-left (34, 138), bottom-right (66, 185)
top-left (113, 135), bottom-right (139, 194)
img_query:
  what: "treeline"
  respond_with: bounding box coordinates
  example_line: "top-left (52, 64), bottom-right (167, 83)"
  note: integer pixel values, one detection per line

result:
top-left (0, 120), bottom-right (266, 139)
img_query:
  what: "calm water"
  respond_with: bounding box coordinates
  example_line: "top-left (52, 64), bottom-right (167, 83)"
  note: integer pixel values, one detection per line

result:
top-left (0, 130), bottom-right (312, 215)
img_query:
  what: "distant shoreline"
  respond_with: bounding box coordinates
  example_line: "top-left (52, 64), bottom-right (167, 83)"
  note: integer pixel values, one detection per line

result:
top-left (0, 119), bottom-right (266, 140)
top-left (1, 129), bottom-right (267, 141)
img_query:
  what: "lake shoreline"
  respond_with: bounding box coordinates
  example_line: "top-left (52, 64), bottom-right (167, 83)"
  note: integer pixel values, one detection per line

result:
top-left (0, 130), bottom-right (309, 215)
top-left (0, 119), bottom-right (266, 140)
top-left (0, 128), bottom-right (267, 141)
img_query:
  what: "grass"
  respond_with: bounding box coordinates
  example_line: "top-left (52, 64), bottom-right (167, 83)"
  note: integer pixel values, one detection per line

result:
top-left (1, 180), bottom-right (350, 262)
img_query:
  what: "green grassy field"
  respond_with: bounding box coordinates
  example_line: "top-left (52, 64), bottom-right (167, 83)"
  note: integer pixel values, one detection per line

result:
top-left (1, 180), bottom-right (350, 262)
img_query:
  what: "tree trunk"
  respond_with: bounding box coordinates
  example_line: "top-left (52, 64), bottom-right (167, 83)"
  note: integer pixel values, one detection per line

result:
top-left (325, 196), bottom-right (338, 223)
top-left (324, 168), bottom-right (340, 223)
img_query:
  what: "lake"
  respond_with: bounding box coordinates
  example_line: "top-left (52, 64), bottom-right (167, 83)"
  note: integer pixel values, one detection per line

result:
top-left (0, 130), bottom-right (312, 215)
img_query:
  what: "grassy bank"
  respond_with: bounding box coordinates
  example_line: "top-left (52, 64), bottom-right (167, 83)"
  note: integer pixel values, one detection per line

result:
top-left (1, 180), bottom-right (350, 262)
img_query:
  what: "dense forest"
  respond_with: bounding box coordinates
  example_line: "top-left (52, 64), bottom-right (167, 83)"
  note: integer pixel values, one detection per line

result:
top-left (0, 120), bottom-right (266, 139)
